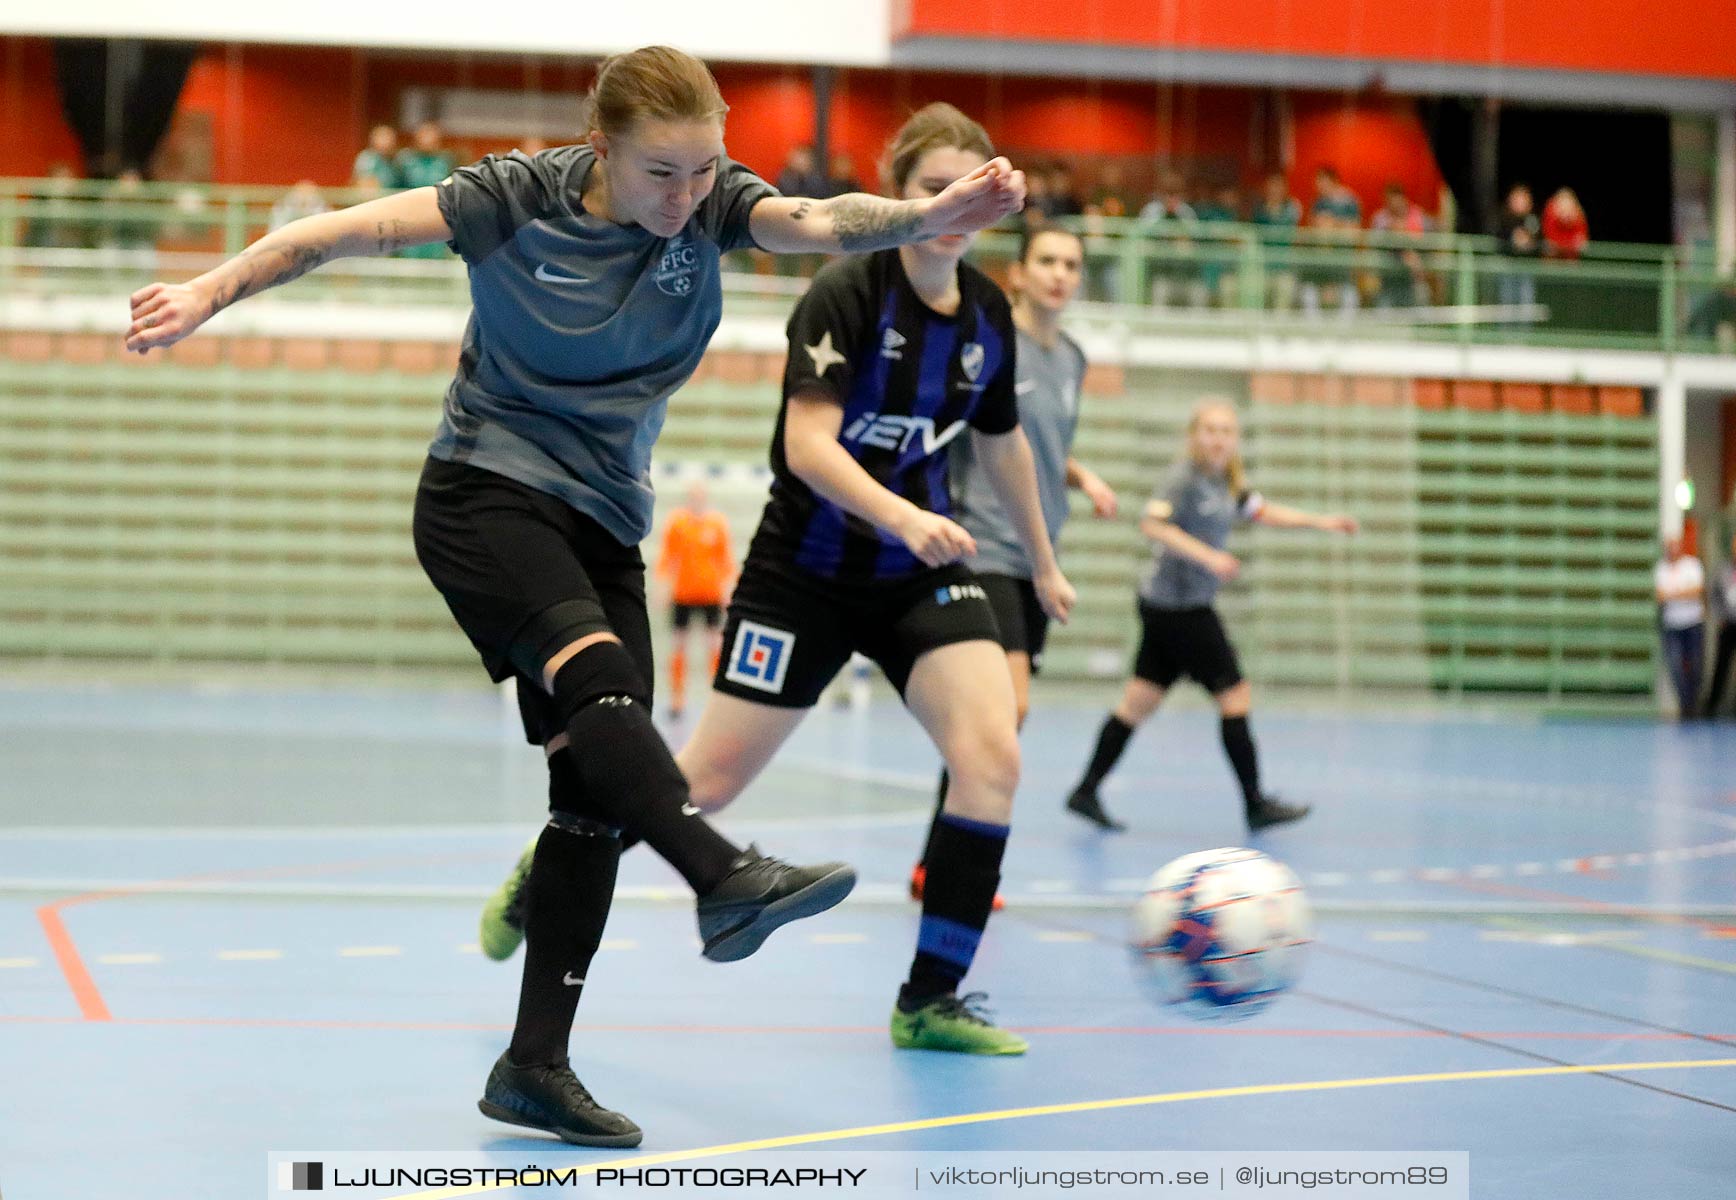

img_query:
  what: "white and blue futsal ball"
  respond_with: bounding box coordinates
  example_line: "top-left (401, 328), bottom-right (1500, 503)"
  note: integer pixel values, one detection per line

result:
top-left (1129, 847), bottom-right (1311, 1021)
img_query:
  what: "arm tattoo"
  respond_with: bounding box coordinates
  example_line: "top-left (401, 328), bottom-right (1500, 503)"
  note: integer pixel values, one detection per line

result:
top-left (207, 241), bottom-right (328, 318)
top-left (789, 200), bottom-right (812, 221)
top-left (824, 196), bottom-right (926, 251)
top-left (375, 218), bottom-right (413, 254)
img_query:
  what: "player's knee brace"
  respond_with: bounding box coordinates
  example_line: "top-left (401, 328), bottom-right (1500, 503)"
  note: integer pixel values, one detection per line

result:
top-left (547, 640), bottom-right (651, 730)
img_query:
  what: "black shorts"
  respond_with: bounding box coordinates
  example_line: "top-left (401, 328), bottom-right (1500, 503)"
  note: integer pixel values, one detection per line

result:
top-left (411, 457), bottom-right (652, 743)
top-left (713, 555), bottom-right (1002, 709)
top-left (977, 572), bottom-right (1050, 673)
top-left (671, 602), bottom-right (723, 631)
top-left (1131, 602), bottom-right (1244, 694)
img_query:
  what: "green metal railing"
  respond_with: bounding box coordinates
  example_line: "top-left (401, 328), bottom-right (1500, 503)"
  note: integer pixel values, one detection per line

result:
top-left (2, 176), bottom-right (1731, 354)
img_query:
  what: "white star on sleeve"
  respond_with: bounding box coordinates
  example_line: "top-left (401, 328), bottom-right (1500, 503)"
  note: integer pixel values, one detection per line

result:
top-left (804, 331), bottom-right (847, 376)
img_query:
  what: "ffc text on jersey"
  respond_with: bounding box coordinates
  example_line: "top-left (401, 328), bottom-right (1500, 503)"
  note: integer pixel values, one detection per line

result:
top-left (655, 234), bottom-right (699, 297)
top-left (725, 621), bottom-right (796, 694)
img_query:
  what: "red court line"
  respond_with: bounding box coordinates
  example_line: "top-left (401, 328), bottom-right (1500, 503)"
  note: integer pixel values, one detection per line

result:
top-left (1442, 875), bottom-right (1735, 936)
top-left (30, 847), bottom-right (503, 1024)
top-left (34, 902), bottom-right (111, 1022)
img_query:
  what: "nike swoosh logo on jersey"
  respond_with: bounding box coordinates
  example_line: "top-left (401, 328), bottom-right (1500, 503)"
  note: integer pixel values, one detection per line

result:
top-left (563, 972), bottom-right (586, 986)
top-left (535, 263), bottom-right (589, 285)
top-left (681, 803), bottom-right (703, 816)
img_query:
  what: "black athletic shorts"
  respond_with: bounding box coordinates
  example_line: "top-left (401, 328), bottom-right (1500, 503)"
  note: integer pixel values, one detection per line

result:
top-left (713, 554), bottom-right (1002, 709)
top-left (977, 572), bottom-right (1050, 673)
top-left (1131, 602), bottom-right (1244, 694)
top-left (671, 602), bottom-right (723, 631)
top-left (411, 457), bottom-right (653, 744)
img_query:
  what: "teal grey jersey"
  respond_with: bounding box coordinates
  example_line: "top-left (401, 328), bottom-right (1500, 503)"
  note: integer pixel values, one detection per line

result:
top-left (430, 144), bottom-right (775, 544)
top-left (1139, 460), bottom-right (1265, 608)
top-left (951, 327), bottom-right (1087, 579)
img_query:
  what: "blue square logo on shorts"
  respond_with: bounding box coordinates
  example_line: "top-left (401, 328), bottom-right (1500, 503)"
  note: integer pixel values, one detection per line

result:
top-left (726, 621), bottom-right (795, 694)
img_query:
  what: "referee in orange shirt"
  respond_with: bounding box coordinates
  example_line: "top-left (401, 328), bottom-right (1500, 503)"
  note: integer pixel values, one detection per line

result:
top-left (659, 481), bottom-right (735, 717)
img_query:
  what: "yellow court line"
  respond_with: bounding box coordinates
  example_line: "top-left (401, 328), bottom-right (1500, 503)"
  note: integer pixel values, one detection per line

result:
top-left (387, 1057), bottom-right (1736, 1199)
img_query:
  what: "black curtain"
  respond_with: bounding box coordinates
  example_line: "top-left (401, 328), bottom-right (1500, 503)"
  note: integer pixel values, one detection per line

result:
top-left (52, 39), bottom-right (199, 179)
top-left (1422, 97), bottom-right (1674, 244)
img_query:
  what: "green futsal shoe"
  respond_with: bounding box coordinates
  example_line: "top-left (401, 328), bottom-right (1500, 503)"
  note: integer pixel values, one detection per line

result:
top-left (890, 990), bottom-right (1028, 1055)
top-left (479, 836), bottom-right (539, 961)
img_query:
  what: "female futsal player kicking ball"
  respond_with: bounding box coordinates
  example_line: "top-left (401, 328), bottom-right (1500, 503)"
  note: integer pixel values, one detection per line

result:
top-left (1063, 398), bottom-right (1357, 833)
top-left (909, 225), bottom-right (1118, 902)
top-left (126, 46), bottom-right (1024, 1144)
top-left (486, 104), bottom-right (1069, 1056)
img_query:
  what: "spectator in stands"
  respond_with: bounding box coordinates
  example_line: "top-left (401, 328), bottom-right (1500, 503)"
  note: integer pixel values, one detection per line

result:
top-left (269, 180), bottom-right (331, 232)
top-left (353, 124), bottom-right (402, 189)
top-left (1300, 165), bottom-right (1360, 315)
top-left (1497, 183), bottom-right (1542, 320)
top-left (1251, 171), bottom-right (1302, 310)
top-left (1139, 169), bottom-right (1203, 308)
top-left (1369, 182), bottom-right (1429, 308)
top-left (1045, 163), bottom-right (1081, 218)
top-left (1655, 535), bottom-right (1706, 720)
top-left (1090, 163), bottom-right (1132, 218)
top-left (774, 144), bottom-right (827, 198)
top-left (396, 120), bottom-right (457, 188)
top-left (21, 162), bottom-right (86, 249)
top-left (825, 151), bottom-right (862, 197)
top-left (1543, 187), bottom-right (1589, 260)
top-left (1685, 275), bottom-right (1736, 343)
top-left (1702, 531), bottom-right (1736, 719)
top-left (1194, 183), bottom-right (1243, 306)
top-left (395, 122), bottom-right (458, 258)
top-left (103, 169), bottom-right (158, 252)
top-left (1019, 169), bottom-right (1052, 234)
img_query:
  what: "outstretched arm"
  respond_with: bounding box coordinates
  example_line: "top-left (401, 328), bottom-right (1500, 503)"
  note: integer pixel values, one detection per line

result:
top-left (1255, 501), bottom-right (1358, 534)
top-left (125, 187), bottom-right (451, 355)
top-left (748, 158), bottom-right (1026, 254)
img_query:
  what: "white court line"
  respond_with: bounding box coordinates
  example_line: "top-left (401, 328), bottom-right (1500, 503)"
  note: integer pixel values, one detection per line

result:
top-left (96, 953), bottom-right (161, 965)
top-left (338, 946), bottom-right (402, 958)
top-left (216, 949), bottom-right (283, 961)
top-left (597, 939), bottom-right (638, 951)
top-left (0, 956), bottom-right (40, 968)
top-left (808, 933), bottom-right (867, 944)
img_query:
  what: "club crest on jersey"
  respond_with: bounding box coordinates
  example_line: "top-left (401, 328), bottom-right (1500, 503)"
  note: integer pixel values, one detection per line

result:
top-left (655, 233), bottom-right (699, 297)
top-left (843, 412), bottom-right (968, 455)
top-left (725, 621), bottom-right (794, 694)
top-left (960, 342), bottom-right (985, 382)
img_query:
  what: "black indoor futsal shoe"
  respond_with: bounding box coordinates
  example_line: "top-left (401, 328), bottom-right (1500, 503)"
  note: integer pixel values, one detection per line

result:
top-left (1246, 794), bottom-right (1312, 831)
top-left (696, 844), bottom-right (856, 962)
top-left (1064, 787), bottom-right (1127, 832)
top-left (477, 1052), bottom-right (643, 1148)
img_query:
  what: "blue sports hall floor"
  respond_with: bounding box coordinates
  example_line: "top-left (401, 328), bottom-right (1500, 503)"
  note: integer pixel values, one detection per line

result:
top-left (1, 680), bottom-right (1731, 1198)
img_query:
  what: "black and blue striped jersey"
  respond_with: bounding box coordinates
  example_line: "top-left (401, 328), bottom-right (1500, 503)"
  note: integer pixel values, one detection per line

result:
top-left (750, 249), bottom-right (1018, 582)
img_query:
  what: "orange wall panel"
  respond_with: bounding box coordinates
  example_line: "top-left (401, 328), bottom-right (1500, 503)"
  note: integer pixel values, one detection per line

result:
top-left (899, 0), bottom-right (1736, 83)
